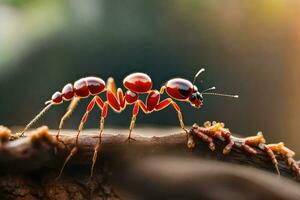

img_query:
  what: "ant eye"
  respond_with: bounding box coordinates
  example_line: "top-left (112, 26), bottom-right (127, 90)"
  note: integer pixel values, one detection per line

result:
top-left (197, 93), bottom-right (203, 101)
top-left (190, 93), bottom-right (197, 101)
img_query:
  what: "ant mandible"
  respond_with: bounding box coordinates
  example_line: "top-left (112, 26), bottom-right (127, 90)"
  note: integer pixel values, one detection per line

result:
top-left (18, 68), bottom-right (238, 178)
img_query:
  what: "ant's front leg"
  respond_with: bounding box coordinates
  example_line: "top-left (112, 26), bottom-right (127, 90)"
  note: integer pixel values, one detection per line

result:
top-left (155, 98), bottom-right (188, 134)
top-left (158, 86), bottom-right (188, 132)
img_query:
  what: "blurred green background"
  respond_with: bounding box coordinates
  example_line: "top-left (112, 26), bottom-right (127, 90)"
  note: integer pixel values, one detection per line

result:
top-left (1, 0), bottom-right (300, 154)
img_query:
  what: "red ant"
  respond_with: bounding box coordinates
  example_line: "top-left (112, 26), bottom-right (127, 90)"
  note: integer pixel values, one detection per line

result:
top-left (18, 68), bottom-right (238, 178)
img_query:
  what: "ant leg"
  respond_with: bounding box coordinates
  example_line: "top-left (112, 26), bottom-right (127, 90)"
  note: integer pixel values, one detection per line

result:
top-left (56, 97), bottom-right (80, 143)
top-left (107, 77), bottom-right (117, 95)
top-left (155, 98), bottom-right (188, 134)
top-left (138, 100), bottom-right (148, 113)
top-left (122, 100), bottom-right (150, 145)
top-left (107, 77), bottom-right (126, 110)
top-left (107, 77), bottom-right (126, 111)
top-left (126, 101), bottom-right (140, 142)
top-left (117, 88), bottom-right (126, 110)
top-left (171, 101), bottom-right (188, 133)
top-left (159, 85), bottom-right (166, 94)
top-left (17, 103), bottom-right (53, 137)
top-left (57, 96), bottom-right (98, 179)
top-left (90, 102), bottom-right (108, 178)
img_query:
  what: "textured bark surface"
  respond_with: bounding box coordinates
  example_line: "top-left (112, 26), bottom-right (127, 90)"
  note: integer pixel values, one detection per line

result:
top-left (0, 126), bottom-right (300, 199)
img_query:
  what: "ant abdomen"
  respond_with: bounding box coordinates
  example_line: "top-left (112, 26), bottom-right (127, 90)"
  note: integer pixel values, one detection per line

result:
top-left (51, 91), bottom-right (64, 104)
top-left (62, 83), bottom-right (74, 101)
top-left (51, 77), bottom-right (106, 104)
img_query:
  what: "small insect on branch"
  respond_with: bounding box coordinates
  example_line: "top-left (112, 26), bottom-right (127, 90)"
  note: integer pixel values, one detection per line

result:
top-left (16, 69), bottom-right (239, 179)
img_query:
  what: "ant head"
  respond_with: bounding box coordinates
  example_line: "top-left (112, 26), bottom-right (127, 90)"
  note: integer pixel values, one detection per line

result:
top-left (187, 68), bottom-right (205, 108)
top-left (188, 86), bottom-right (203, 108)
top-left (189, 68), bottom-right (239, 108)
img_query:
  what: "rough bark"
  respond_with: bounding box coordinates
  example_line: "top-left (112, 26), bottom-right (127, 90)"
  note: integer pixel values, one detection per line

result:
top-left (0, 126), bottom-right (300, 200)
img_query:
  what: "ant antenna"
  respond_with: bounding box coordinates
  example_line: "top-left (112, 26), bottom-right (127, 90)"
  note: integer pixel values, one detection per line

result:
top-left (192, 68), bottom-right (205, 85)
top-left (17, 102), bottom-right (53, 137)
top-left (201, 86), bottom-right (216, 93)
top-left (202, 92), bottom-right (239, 99)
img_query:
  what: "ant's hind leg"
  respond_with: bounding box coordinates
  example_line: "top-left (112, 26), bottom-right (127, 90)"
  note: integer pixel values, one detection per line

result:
top-left (126, 101), bottom-right (140, 142)
top-left (17, 102), bottom-right (53, 137)
top-left (57, 97), bottom-right (98, 179)
top-left (56, 97), bottom-right (80, 144)
top-left (90, 102), bottom-right (108, 178)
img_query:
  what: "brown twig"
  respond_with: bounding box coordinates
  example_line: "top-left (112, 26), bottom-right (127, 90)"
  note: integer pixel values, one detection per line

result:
top-left (0, 125), bottom-right (300, 199)
top-left (0, 125), bottom-right (299, 180)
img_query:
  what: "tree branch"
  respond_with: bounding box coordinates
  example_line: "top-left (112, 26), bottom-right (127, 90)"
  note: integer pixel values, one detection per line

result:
top-left (0, 125), bottom-right (300, 199)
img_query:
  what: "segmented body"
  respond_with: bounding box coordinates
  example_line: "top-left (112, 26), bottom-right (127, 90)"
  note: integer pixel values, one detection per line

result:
top-left (51, 77), bottom-right (106, 104)
top-left (49, 73), bottom-right (190, 116)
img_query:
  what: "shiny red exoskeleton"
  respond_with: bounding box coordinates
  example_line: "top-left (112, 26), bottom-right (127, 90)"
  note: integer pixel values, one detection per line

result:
top-left (19, 68), bottom-right (238, 178)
